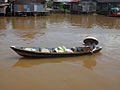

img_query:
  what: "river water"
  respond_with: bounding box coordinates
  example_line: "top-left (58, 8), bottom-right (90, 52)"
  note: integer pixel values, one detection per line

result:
top-left (0, 14), bottom-right (120, 90)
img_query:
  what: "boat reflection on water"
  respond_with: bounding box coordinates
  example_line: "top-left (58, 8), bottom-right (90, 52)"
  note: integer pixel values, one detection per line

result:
top-left (13, 53), bottom-right (101, 70)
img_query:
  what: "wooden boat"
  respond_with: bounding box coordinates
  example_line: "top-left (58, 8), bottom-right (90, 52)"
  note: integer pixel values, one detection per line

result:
top-left (10, 37), bottom-right (102, 58)
top-left (107, 7), bottom-right (120, 17)
top-left (10, 46), bottom-right (102, 58)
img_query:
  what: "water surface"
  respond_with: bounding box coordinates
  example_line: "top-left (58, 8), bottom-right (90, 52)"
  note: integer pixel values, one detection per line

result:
top-left (0, 14), bottom-right (120, 90)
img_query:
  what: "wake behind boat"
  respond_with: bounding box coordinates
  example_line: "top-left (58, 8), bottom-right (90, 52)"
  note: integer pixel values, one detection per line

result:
top-left (10, 37), bottom-right (102, 58)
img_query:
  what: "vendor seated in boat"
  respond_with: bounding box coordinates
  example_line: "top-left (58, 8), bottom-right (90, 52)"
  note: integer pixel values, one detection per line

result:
top-left (84, 42), bottom-right (96, 49)
top-left (83, 42), bottom-right (96, 51)
top-left (82, 37), bottom-right (99, 52)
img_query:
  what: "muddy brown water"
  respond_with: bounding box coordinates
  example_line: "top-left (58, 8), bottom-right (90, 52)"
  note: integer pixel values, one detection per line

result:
top-left (0, 14), bottom-right (120, 90)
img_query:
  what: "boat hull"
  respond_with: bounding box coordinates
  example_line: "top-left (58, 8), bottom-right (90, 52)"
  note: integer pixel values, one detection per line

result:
top-left (107, 14), bottom-right (120, 17)
top-left (10, 46), bottom-right (102, 58)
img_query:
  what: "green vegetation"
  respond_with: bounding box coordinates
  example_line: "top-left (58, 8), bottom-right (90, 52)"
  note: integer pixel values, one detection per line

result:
top-left (47, 1), bottom-right (70, 13)
top-left (53, 8), bottom-right (70, 13)
top-left (47, 1), bottom-right (53, 8)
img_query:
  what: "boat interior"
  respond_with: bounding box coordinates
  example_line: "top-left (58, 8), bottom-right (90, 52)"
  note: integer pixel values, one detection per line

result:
top-left (17, 46), bottom-right (92, 53)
